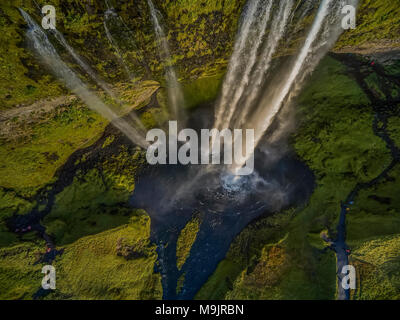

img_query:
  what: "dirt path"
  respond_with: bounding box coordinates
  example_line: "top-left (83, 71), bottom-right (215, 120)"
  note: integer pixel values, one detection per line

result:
top-left (331, 52), bottom-right (400, 300)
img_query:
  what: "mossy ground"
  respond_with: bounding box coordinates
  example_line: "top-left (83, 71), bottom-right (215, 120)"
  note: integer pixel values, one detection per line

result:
top-left (336, 0), bottom-right (400, 50)
top-left (49, 212), bottom-right (162, 300)
top-left (0, 241), bottom-right (45, 299)
top-left (176, 214), bottom-right (201, 270)
top-left (0, 211), bottom-right (162, 300)
top-left (0, 101), bottom-right (107, 191)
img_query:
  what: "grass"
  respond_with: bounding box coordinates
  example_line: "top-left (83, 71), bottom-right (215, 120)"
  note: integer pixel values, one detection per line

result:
top-left (0, 188), bottom-right (36, 247)
top-left (350, 235), bottom-right (400, 300)
top-left (295, 56), bottom-right (389, 183)
top-left (176, 214), bottom-right (200, 270)
top-left (0, 1), bottom-right (64, 110)
top-left (183, 73), bottom-right (224, 109)
top-left (0, 101), bottom-right (107, 191)
top-left (344, 164), bottom-right (400, 299)
top-left (336, 0), bottom-right (400, 49)
top-left (43, 146), bottom-right (145, 245)
top-left (346, 165), bottom-right (400, 244)
top-left (50, 212), bottom-right (162, 300)
top-left (0, 241), bottom-right (45, 299)
top-left (1, 0), bottom-right (400, 301)
top-left (0, 211), bottom-right (162, 300)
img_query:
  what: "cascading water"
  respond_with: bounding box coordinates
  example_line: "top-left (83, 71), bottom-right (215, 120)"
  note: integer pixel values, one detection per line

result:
top-left (233, 0), bottom-right (294, 130)
top-left (215, 0), bottom-right (274, 130)
top-left (212, 0), bottom-right (359, 173)
top-left (214, 0), bottom-right (262, 130)
top-left (147, 0), bottom-right (185, 124)
top-left (103, 5), bottom-right (136, 80)
top-left (50, 29), bottom-right (117, 100)
top-left (19, 9), bottom-right (148, 149)
top-left (52, 25), bottom-right (146, 132)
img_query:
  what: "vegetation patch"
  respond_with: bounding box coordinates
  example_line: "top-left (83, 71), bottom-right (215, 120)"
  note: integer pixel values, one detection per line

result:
top-left (176, 214), bottom-right (201, 270)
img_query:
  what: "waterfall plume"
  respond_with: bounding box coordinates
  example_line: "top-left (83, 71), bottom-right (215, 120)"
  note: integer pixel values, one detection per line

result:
top-left (19, 9), bottom-right (149, 149)
top-left (211, 0), bottom-right (358, 173)
top-left (147, 0), bottom-right (185, 124)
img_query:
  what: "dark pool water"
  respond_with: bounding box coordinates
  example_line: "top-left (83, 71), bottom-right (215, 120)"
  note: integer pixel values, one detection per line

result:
top-left (130, 106), bottom-right (315, 299)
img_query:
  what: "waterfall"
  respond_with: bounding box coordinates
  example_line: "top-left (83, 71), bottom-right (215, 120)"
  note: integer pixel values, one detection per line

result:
top-left (214, 0), bottom-right (261, 130)
top-left (19, 9), bottom-right (148, 149)
top-left (250, 0), bottom-right (334, 141)
top-left (104, 8), bottom-right (135, 80)
top-left (147, 0), bottom-right (185, 124)
top-left (233, 0), bottom-right (294, 129)
top-left (51, 14), bottom-right (145, 131)
top-left (219, 0), bottom-right (274, 131)
top-left (50, 28), bottom-right (117, 100)
top-left (228, 0), bottom-right (358, 173)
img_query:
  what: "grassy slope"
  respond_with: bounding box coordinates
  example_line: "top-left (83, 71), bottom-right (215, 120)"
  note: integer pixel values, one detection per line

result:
top-left (0, 241), bottom-right (45, 299)
top-left (43, 146), bottom-right (144, 245)
top-left (197, 56), bottom-right (395, 300)
top-left (50, 212), bottom-right (162, 300)
top-left (176, 214), bottom-right (201, 270)
top-left (0, 1), bottom-right (64, 110)
top-left (346, 165), bottom-right (400, 299)
top-left (336, 0), bottom-right (400, 49)
top-left (1, 0), bottom-right (400, 300)
top-left (0, 102), bottom-right (107, 191)
top-left (350, 235), bottom-right (400, 300)
top-left (0, 211), bottom-right (162, 300)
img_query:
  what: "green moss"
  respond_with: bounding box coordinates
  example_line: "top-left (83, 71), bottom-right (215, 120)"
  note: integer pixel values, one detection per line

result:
top-left (176, 214), bottom-right (200, 270)
top-left (350, 235), bottom-right (400, 300)
top-left (176, 273), bottom-right (185, 295)
top-left (364, 73), bottom-right (386, 100)
top-left (183, 73), bottom-right (224, 109)
top-left (0, 1), bottom-right (64, 110)
top-left (337, 0), bottom-right (400, 49)
top-left (0, 241), bottom-right (44, 299)
top-left (102, 135), bottom-right (115, 148)
top-left (195, 260), bottom-right (241, 300)
top-left (0, 102), bottom-right (107, 191)
top-left (388, 116), bottom-right (400, 147)
top-left (295, 56), bottom-right (389, 183)
top-left (50, 212), bottom-right (162, 300)
top-left (43, 147), bottom-right (144, 245)
top-left (0, 211), bottom-right (163, 300)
